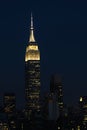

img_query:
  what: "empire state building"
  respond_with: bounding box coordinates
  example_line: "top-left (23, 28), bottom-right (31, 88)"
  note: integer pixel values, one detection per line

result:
top-left (25, 14), bottom-right (40, 116)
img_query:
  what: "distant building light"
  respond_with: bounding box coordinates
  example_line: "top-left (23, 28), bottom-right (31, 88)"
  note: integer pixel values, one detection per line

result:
top-left (80, 97), bottom-right (83, 102)
top-left (72, 128), bottom-right (74, 130)
top-left (77, 125), bottom-right (80, 130)
top-left (58, 126), bottom-right (60, 129)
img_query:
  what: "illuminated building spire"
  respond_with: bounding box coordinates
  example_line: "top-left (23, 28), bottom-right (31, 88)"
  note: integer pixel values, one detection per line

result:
top-left (29, 13), bottom-right (35, 42)
top-left (31, 13), bottom-right (33, 29)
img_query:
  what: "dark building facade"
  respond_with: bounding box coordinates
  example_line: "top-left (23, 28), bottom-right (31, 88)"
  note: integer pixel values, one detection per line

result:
top-left (4, 93), bottom-right (16, 114)
top-left (79, 96), bottom-right (87, 128)
top-left (3, 93), bottom-right (16, 129)
top-left (25, 14), bottom-right (40, 117)
top-left (50, 75), bottom-right (64, 113)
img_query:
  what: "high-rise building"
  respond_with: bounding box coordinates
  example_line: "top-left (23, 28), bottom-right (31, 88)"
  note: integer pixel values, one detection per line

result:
top-left (79, 96), bottom-right (87, 128)
top-left (50, 75), bottom-right (64, 113)
top-left (4, 93), bottom-right (16, 114)
top-left (47, 93), bottom-right (59, 120)
top-left (4, 93), bottom-right (16, 129)
top-left (25, 14), bottom-right (40, 116)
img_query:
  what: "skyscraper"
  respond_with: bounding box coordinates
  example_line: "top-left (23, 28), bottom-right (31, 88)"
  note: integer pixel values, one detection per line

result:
top-left (4, 93), bottom-right (16, 129)
top-left (4, 93), bottom-right (16, 114)
top-left (79, 96), bottom-right (87, 126)
top-left (25, 14), bottom-right (40, 117)
top-left (50, 75), bottom-right (64, 114)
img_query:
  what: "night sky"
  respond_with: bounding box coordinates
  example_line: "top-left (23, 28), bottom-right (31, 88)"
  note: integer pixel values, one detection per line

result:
top-left (0, 0), bottom-right (87, 108)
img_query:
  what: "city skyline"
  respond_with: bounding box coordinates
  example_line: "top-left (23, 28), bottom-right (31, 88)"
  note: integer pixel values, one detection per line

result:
top-left (0, 0), bottom-right (87, 108)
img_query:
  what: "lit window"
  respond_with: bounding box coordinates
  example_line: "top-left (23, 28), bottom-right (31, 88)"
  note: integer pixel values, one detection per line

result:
top-left (80, 97), bottom-right (82, 102)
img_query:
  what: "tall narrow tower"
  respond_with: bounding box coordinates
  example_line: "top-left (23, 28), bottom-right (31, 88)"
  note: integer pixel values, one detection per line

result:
top-left (25, 14), bottom-right (40, 116)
